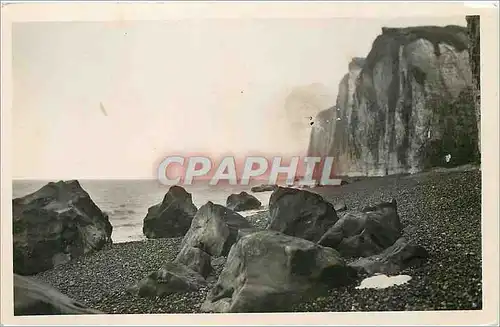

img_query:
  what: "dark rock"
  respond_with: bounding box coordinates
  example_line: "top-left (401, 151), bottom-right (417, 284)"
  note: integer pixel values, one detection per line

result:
top-left (349, 237), bottom-right (430, 275)
top-left (143, 186), bottom-right (197, 239)
top-left (226, 191), bottom-right (262, 212)
top-left (201, 230), bottom-right (357, 313)
top-left (179, 201), bottom-right (253, 257)
top-left (12, 180), bottom-right (113, 275)
top-left (129, 262), bottom-right (205, 298)
top-left (267, 187), bottom-right (339, 242)
top-left (174, 246), bottom-right (212, 279)
top-left (318, 199), bottom-right (402, 257)
top-left (14, 274), bottom-right (102, 315)
top-left (250, 184), bottom-right (278, 193)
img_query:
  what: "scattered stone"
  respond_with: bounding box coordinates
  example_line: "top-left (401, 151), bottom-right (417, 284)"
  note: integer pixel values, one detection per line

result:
top-left (129, 262), bottom-right (206, 298)
top-left (142, 186), bottom-right (198, 239)
top-left (226, 191), bottom-right (262, 212)
top-left (349, 237), bottom-right (430, 275)
top-left (267, 187), bottom-right (339, 242)
top-left (12, 180), bottom-right (113, 275)
top-left (201, 230), bottom-right (357, 313)
top-left (318, 199), bottom-right (402, 257)
top-left (14, 274), bottom-right (102, 315)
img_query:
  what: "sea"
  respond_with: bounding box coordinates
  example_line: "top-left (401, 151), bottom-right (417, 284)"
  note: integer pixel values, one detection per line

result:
top-left (12, 179), bottom-right (274, 243)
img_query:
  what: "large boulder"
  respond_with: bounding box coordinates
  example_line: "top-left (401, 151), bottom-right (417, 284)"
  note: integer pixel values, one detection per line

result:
top-left (12, 180), bottom-right (113, 275)
top-left (318, 199), bottom-right (402, 258)
top-left (14, 274), bottom-right (102, 315)
top-left (178, 201), bottom-right (253, 258)
top-left (142, 186), bottom-right (197, 239)
top-left (201, 230), bottom-right (357, 313)
top-left (349, 237), bottom-right (430, 275)
top-left (128, 262), bottom-right (206, 298)
top-left (226, 191), bottom-right (262, 212)
top-left (267, 187), bottom-right (339, 242)
top-left (309, 26), bottom-right (479, 176)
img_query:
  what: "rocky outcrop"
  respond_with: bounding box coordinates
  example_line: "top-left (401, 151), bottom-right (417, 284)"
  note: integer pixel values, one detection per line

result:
top-left (349, 237), bottom-right (430, 275)
top-left (177, 201), bottom-right (253, 258)
top-left (308, 107), bottom-right (337, 158)
top-left (309, 25), bottom-right (479, 176)
top-left (267, 187), bottom-right (339, 242)
top-left (128, 262), bottom-right (206, 298)
top-left (12, 180), bottom-right (113, 275)
top-left (307, 58), bottom-right (365, 177)
top-left (201, 231), bottom-right (357, 313)
top-left (14, 274), bottom-right (102, 315)
top-left (466, 16), bottom-right (481, 152)
top-left (226, 191), bottom-right (262, 212)
top-left (318, 199), bottom-right (402, 258)
top-left (143, 186), bottom-right (198, 239)
top-left (250, 184), bottom-right (278, 193)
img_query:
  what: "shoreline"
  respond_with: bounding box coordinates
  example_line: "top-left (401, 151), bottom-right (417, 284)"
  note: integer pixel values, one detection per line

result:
top-left (27, 167), bottom-right (482, 313)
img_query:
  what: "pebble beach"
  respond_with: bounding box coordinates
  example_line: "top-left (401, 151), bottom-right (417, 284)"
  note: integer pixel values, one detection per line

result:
top-left (33, 167), bottom-right (482, 313)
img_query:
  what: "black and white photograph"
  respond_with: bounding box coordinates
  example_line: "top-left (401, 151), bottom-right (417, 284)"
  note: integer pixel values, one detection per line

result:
top-left (1, 2), bottom-right (498, 326)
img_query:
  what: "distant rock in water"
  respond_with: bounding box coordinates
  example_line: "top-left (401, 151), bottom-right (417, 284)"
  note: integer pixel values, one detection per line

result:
top-left (308, 25), bottom-right (479, 176)
top-left (226, 191), bottom-right (262, 212)
top-left (250, 184), bottom-right (278, 193)
top-left (318, 199), bottom-right (402, 258)
top-left (267, 187), bottom-right (339, 242)
top-left (12, 180), bottom-right (113, 275)
top-left (201, 230), bottom-right (357, 313)
top-left (14, 274), bottom-right (102, 315)
top-left (142, 186), bottom-right (197, 239)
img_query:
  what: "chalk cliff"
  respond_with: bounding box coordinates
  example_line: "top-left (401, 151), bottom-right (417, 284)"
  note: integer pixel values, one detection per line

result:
top-left (466, 16), bottom-right (481, 153)
top-left (308, 25), bottom-right (479, 176)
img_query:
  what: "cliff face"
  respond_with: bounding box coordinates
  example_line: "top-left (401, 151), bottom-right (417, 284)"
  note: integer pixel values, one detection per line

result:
top-left (307, 58), bottom-right (364, 172)
top-left (284, 83), bottom-right (336, 155)
top-left (466, 16), bottom-right (481, 153)
top-left (309, 25), bottom-right (479, 177)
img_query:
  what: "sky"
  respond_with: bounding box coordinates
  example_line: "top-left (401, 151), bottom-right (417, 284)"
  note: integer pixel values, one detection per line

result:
top-left (12, 16), bottom-right (467, 179)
